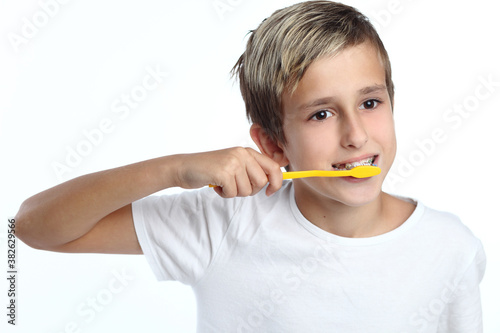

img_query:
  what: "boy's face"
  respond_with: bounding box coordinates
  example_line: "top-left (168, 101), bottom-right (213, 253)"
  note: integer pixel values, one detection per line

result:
top-left (280, 42), bottom-right (396, 207)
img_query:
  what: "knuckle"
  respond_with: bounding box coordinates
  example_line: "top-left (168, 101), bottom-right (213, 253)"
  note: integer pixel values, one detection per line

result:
top-left (244, 146), bottom-right (256, 155)
top-left (238, 181), bottom-right (253, 197)
top-left (232, 146), bottom-right (247, 157)
top-left (268, 175), bottom-right (283, 191)
top-left (254, 176), bottom-right (268, 189)
top-left (226, 151), bottom-right (245, 169)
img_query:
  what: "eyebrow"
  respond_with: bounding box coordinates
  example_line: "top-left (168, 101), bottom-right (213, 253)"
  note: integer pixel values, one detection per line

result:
top-left (358, 84), bottom-right (387, 95)
top-left (300, 84), bottom-right (387, 110)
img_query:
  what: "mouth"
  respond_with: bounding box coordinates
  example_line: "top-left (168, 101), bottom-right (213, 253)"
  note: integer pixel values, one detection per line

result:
top-left (332, 155), bottom-right (377, 171)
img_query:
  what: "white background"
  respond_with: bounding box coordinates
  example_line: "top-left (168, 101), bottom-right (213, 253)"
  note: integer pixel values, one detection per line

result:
top-left (1, 0), bottom-right (499, 332)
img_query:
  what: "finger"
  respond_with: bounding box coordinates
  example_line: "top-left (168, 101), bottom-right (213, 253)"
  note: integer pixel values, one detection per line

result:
top-left (265, 165), bottom-right (283, 196)
top-left (238, 161), bottom-right (264, 197)
top-left (247, 149), bottom-right (283, 196)
top-left (214, 176), bottom-right (238, 198)
top-left (245, 160), bottom-right (271, 196)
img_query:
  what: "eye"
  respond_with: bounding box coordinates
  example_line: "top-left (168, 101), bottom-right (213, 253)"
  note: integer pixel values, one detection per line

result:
top-left (310, 110), bottom-right (333, 121)
top-left (360, 99), bottom-right (381, 110)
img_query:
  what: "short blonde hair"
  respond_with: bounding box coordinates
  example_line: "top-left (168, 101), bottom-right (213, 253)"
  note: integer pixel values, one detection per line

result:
top-left (232, 1), bottom-right (394, 144)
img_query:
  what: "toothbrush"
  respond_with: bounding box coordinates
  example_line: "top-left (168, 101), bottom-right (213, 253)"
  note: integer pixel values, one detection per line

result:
top-left (209, 165), bottom-right (380, 187)
top-left (283, 165), bottom-right (381, 180)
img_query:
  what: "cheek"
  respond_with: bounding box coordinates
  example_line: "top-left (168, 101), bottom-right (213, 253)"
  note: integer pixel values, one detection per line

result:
top-left (370, 112), bottom-right (397, 156)
top-left (282, 124), bottom-right (311, 161)
top-left (283, 123), bottom-right (336, 168)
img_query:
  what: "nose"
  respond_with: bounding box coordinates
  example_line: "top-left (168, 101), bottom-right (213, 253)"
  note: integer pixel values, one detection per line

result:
top-left (339, 112), bottom-right (368, 149)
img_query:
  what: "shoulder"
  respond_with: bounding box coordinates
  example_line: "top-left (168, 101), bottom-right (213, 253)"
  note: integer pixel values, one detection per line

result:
top-left (407, 200), bottom-right (486, 282)
top-left (419, 203), bottom-right (476, 241)
top-left (415, 201), bottom-right (485, 265)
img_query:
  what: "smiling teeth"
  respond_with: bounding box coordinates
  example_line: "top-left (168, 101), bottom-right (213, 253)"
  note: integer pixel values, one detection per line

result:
top-left (333, 156), bottom-right (375, 171)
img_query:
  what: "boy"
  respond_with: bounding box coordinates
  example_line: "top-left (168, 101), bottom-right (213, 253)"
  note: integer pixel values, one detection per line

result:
top-left (15, 1), bottom-right (485, 332)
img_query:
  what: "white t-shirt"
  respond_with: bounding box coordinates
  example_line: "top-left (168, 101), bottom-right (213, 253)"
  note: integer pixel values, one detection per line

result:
top-left (132, 181), bottom-right (486, 333)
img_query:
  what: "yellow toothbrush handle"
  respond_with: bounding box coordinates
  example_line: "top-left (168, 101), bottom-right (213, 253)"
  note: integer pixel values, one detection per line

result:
top-left (210, 166), bottom-right (380, 186)
top-left (283, 166), bottom-right (381, 179)
top-left (283, 170), bottom-right (351, 179)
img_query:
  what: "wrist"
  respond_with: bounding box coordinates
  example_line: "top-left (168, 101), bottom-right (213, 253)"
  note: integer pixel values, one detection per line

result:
top-left (156, 154), bottom-right (188, 190)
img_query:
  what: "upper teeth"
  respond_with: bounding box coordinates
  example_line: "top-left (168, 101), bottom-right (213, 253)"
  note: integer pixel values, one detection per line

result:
top-left (333, 156), bottom-right (375, 170)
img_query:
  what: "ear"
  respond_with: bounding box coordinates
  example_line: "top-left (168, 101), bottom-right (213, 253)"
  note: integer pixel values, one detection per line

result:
top-left (250, 123), bottom-right (289, 167)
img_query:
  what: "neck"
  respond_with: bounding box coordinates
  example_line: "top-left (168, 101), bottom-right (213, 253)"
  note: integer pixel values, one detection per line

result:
top-left (294, 190), bottom-right (396, 238)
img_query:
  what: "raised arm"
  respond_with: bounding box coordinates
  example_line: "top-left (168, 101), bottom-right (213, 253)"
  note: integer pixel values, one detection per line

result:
top-left (15, 147), bottom-right (283, 254)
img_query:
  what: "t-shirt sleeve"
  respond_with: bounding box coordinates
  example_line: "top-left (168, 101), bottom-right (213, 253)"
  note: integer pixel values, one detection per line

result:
top-left (438, 237), bottom-right (487, 333)
top-left (132, 188), bottom-right (243, 285)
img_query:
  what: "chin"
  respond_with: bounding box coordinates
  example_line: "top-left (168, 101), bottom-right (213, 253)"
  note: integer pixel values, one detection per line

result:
top-left (335, 192), bottom-right (380, 207)
top-left (294, 175), bottom-right (384, 208)
top-left (328, 182), bottom-right (383, 208)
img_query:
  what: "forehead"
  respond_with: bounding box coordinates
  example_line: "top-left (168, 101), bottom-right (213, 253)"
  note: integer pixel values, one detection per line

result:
top-left (283, 42), bottom-right (387, 108)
